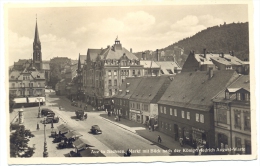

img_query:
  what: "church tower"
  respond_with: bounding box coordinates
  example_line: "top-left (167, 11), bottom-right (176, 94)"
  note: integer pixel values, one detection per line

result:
top-left (33, 17), bottom-right (42, 70)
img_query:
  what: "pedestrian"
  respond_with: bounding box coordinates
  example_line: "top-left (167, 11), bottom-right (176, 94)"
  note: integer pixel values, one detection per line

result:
top-left (148, 125), bottom-right (151, 131)
top-left (158, 135), bottom-right (162, 143)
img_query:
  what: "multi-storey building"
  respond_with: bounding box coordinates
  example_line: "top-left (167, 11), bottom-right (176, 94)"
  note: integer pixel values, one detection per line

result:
top-left (157, 70), bottom-right (240, 148)
top-left (76, 54), bottom-right (87, 101)
top-left (182, 49), bottom-right (249, 74)
top-left (113, 77), bottom-right (142, 118)
top-left (213, 75), bottom-right (251, 154)
top-left (85, 38), bottom-right (143, 108)
top-left (128, 76), bottom-right (171, 124)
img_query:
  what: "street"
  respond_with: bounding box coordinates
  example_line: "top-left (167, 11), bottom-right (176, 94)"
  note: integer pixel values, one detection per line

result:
top-left (20, 90), bottom-right (169, 157)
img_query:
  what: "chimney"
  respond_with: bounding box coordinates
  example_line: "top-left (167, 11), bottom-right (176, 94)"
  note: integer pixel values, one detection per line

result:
top-left (142, 52), bottom-right (146, 60)
top-left (221, 52), bottom-right (224, 58)
top-left (209, 67), bottom-right (214, 79)
top-left (156, 49), bottom-right (159, 61)
top-left (232, 50), bottom-right (234, 56)
top-left (203, 48), bottom-right (206, 58)
top-left (130, 48), bottom-right (132, 53)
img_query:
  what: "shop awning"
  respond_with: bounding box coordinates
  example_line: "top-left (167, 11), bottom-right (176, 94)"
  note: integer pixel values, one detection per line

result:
top-left (73, 138), bottom-right (93, 150)
top-left (57, 124), bottom-right (74, 134)
top-left (29, 97), bottom-right (46, 103)
top-left (57, 124), bottom-right (67, 131)
top-left (79, 148), bottom-right (105, 157)
top-left (64, 131), bottom-right (82, 139)
top-left (14, 98), bottom-right (26, 104)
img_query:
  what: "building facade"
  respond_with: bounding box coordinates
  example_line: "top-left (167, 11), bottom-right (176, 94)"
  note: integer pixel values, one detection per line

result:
top-left (85, 38), bottom-right (143, 108)
top-left (213, 75), bottom-right (251, 154)
top-left (158, 70), bottom-right (240, 148)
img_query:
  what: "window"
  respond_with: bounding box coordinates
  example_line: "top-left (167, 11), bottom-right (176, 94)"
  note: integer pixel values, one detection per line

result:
top-left (114, 70), bottom-right (117, 76)
top-left (164, 107), bottom-right (166, 114)
top-left (165, 122), bottom-right (168, 129)
top-left (108, 70), bottom-right (111, 76)
top-left (237, 93), bottom-right (241, 100)
top-left (115, 89), bottom-right (117, 94)
top-left (138, 70), bottom-right (141, 75)
top-left (244, 114), bottom-right (251, 131)
top-left (160, 106), bottom-right (163, 113)
top-left (114, 80), bottom-right (117, 86)
top-left (126, 70), bottom-right (129, 76)
top-left (132, 70), bottom-right (135, 75)
top-left (245, 93), bottom-right (250, 101)
top-left (12, 83), bottom-right (15, 87)
top-left (170, 108), bottom-right (173, 115)
top-left (174, 109), bottom-right (177, 116)
top-left (161, 121), bottom-right (163, 128)
top-left (144, 105), bottom-right (148, 111)
top-left (181, 111), bottom-right (185, 118)
top-left (169, 124), bottom-right (172, 131)
top-left (109, 89), bottom-right (112, 96)
top-left (234, 111), bottom-right (241, 128)
top-left (218, 109), bottom-right (227, 124)
top-left (196, 113), bottom-right (199, 122)
top-left (225, 92), bottom-right (230, 99)
top-left (187, 112), bottom-right (190, 120)
top-left (108, 80), bottom-right (112, 86)
top-left (200, 114), bottom-right (204, 123)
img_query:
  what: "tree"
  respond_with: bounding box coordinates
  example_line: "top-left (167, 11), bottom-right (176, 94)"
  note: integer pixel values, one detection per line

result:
top-left (9, 94), bottom-right (16, 113)
top-left (10, 125), bottom-right (35, 157)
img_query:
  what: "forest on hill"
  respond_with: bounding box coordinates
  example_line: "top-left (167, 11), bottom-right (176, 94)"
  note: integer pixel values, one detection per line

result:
top-left (164, 22), bottom-right (249, 66)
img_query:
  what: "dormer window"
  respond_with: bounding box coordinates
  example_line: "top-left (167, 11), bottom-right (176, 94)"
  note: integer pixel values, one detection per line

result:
top-left (237, 93), bottom-right (241, 100)
top-left (225, 91), bottom-right (230, 99)
top-left (245, 93), bottom-right (250, 101)
top-left (126, 90), bottom-right (130, 95)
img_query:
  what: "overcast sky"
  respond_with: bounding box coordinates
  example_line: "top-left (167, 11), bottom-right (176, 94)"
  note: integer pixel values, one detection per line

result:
top-left (7, 4), bottom-right (248, 66)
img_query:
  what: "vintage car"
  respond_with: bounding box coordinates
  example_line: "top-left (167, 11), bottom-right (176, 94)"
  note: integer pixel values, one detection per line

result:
top-left (41, 108), bottom-right (55, 117)
top-left (90, 125), bottom-right (102, 134)
top-left (42, 116), bottom-right (59, 124)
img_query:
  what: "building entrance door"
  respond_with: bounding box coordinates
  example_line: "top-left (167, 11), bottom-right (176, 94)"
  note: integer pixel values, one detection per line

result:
top-left (174, 124), bottom-right (178, 141)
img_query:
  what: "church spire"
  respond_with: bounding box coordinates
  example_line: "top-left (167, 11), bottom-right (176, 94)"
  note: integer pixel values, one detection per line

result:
top-left (34, 15), bottom-right (40, 44)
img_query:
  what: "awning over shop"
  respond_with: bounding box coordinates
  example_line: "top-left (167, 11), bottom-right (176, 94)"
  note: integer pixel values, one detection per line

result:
top-left (64, 131), bottom-right (82, 139)
top-left (57, 124), bottom-right (74, 134)
top-left (14, 98), bottom-right (26, 104)
top-left (29, 97), bottom-right (46, 103)
top-left (57, 124), bottom-right (67, 131)
top-left (73, 138), bottom-right (93, 150)
top-left (79, 148), bottom-right (105, 157)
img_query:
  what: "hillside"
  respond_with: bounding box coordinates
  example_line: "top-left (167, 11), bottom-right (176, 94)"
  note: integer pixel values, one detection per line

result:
top-left (135, 22), bottom-right (249, 67)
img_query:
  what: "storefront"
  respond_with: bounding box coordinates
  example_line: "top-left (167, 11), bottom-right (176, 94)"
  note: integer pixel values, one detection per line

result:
top-left (130, 109), bottom-right (141, 123)
top-left (192, 127), bottom-right (208, 148)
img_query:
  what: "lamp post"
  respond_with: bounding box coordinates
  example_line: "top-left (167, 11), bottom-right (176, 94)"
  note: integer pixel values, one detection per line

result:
top-left (36, 97), bottom-right (43, 118)
top-left (43, 117), bottom-right (48, 157)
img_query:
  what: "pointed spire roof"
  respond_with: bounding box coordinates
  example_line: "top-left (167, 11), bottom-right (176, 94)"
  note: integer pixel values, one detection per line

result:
top-left (34, 17), bottom-right (40, 44)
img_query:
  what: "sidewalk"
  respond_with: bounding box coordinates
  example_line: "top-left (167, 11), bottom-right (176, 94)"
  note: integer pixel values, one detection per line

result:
top-left (100, 113), bottom-right (195, 156)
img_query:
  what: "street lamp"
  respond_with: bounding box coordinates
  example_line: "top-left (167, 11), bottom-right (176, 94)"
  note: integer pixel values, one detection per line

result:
top-left (43, 117), bottom-right (48, 157)
top-left (36, 97), bottom-right (43, 118)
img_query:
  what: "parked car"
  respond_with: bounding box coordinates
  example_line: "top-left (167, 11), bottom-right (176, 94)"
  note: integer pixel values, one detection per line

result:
top-left (41, 108), bottom-right (54, 116)
top-left (71, 101), bottom-right (78, 107)
top-left (90, 125), bottom-right (102, 134)
top-left (42, 116), bottom-right (59, 124)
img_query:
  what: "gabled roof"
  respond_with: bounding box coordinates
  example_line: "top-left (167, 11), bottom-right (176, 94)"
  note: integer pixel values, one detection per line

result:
top-left (155, 61), bottom-right (182, 75)
top-left (87, 49), bottom-right (102, 62)
top-left (14, 59), bottom-right (32, 66)
top-left (158, 70), bottom-right (240, 111)
top-left (102, 45), bottom-right (138, 60)
top-left (30, 71), bottom-right (45, 80)
top-left (210, 54), bottom-right (245, 66)
top-left (9, 71), bottom-right (21, 80)
top-left (114, 77), bottom-right (142, 99)
top-left (79, 55), bottom-right (87, 65)
top-left (213, 75), bottom-right (250, 100)
top-left (130, 76), bottom-right (171, 103)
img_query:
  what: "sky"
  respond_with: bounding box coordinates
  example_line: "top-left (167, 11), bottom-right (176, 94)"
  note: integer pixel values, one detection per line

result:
top-left (6, 3), bottom-right (249, 66)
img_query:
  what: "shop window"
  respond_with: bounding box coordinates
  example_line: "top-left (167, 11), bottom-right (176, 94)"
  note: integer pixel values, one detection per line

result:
top-left (235, 137), bottom-right (242, 154)
top-left (196, 113), bottom-right (199, 122)
top-left (200, 114), bottom-right (204, 123)
top-left (170, 108), bottom-right (173, 115)
top-left (234, 111), bottom-right (241, 128)
top-left (244, 114), bottom-right (251, 131)
top-left (187, 112), bottom-right (190, 120)
top-left (174, 109), bottom-right (177, 116)
top-left (164, 107), bottom-right (166, 114)
top-left (181, 111), bottom-right (185, 118)
top-left (245, 140), bottom-right (251, 154)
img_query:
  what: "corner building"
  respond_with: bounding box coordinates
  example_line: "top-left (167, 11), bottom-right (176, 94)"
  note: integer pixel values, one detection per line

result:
top-left (85, 38), bottom-right (143, 107)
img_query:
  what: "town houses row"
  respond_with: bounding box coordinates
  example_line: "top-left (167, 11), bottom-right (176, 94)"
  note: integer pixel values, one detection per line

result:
top-left (56, 38), bottom-right (250, 154)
